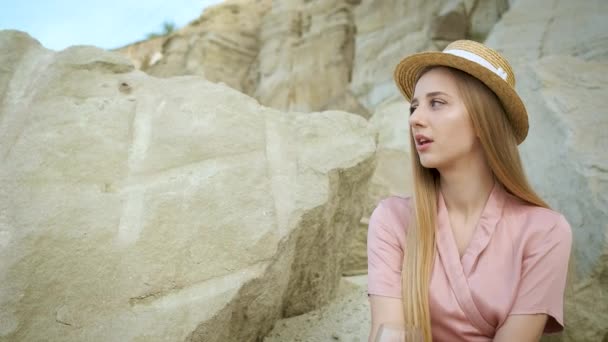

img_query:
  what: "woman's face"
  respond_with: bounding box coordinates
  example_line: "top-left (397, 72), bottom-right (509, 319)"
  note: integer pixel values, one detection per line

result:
top-left (409, 67), bottom-right (481, 170)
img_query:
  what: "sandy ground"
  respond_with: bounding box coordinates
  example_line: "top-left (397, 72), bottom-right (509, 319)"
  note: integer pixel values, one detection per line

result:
top-left (264, 275), bottom-right (371, 342)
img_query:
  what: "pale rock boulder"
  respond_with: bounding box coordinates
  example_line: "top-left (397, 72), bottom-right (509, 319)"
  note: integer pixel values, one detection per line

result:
top-left (0, 30), bottom-right (376, 342)
top-left (485, 0), bottom-right (608, 340)
top-left (264, 276), bottom-right (370, 342)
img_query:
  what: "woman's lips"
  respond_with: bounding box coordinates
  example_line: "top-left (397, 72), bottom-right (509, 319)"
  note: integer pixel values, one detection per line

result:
top-left (414, 133), bottom-right (433, 152)
top-left (416, 140), bottom-right (432, 152)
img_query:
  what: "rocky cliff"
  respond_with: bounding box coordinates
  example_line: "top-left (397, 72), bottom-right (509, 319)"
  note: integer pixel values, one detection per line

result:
top-left (119, 0), bottom-right (271, 94)
top-left (0, 30), bottom-right (375, 341)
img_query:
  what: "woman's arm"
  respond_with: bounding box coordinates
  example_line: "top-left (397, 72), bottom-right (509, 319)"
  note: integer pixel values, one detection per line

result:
top-left (370, 298), bottom-right (547, 342)
top-left (493, 314), bottom-right (547, 342)
top-left (500, 214), bottom-right (572, 339)
top-left (368, 295), bottom-right (405, 342)
top-left (366, 198), bottom-right (410, 341)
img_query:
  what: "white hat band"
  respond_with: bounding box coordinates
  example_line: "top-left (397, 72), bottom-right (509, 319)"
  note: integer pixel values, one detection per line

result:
top-left (444, 49), bottom-right (508, 81)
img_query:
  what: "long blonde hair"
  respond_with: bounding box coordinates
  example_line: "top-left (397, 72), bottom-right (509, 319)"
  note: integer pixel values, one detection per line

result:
top-left (402, 67), bottom-right (549, 341)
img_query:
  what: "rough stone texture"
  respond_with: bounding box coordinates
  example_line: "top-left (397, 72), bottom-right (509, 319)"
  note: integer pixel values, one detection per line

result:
top-left (116, 0), bottom-right (367, 117)
top-left (0, 30), bottom-right (376, 342)
top-left (465, 0), bottom-right (510, 41)
top-left (485, 0), bottom-right (608, 340)
top-left (487, 0), bottom-right (608, 62)
top-left (321, 90), bottom-right (371, 120)
top-left (264, 276), bottom-right (370, 342)
top-left (342, 96), bottom-right (412, 275)
top-left (114, 36), bottom-right (165, 70)
top-left (430, 0), bottom-right (509, 49)
top-left (430, 0), bottom-right (469, 43)
top-left (117, 0), bottom-right (272, 94)
top-left (350, 0), bottom-right (435, 111)
top-left (350, 0), bottom-right (509, 111)
top-left (254, 0), bottom-right (362, 114)
top-left (116, 0), bottom-right (509, 117)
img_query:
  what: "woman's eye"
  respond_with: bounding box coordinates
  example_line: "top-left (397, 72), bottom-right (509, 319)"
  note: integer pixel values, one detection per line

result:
top-left (409, 106), bottom-right (417, 115)
top-left (430, 99), bottom-right (444, 107)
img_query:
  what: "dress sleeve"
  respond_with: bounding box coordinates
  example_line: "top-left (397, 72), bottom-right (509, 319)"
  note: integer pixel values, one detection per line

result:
top-left (509, 214), bottom-right (573, 333)
top-left (367, 199), bottom-right (404, 299)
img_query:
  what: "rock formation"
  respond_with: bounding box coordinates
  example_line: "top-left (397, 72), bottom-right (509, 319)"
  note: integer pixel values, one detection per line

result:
top-left (253, 0), bottom-right (361, 115)
top-left (117, 0), bottom-right (511, 118)
top-left (117, 0), bottom-right (367, 117)
top-left (264, 276), bottom-right (370, 342)
top-left (118, 0), bottom-right (272, 94)
top-left (0, 30), bottom-right (376, 342)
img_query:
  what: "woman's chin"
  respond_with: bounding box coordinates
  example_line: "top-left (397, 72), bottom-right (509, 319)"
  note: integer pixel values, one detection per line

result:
top-left (419, 157), bottom-right (439, 169)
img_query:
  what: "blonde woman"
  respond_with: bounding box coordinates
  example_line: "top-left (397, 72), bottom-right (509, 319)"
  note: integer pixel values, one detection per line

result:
top-left (367, 40), bottom-right (572, 342)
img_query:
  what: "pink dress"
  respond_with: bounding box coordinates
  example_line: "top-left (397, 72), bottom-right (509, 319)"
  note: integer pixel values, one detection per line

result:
top-left (367, 182), bottom-right (572, 341)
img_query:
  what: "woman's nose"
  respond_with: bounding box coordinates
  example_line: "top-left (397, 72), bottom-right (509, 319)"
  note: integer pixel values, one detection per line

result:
top-left (408, 105), bottom-right (426, 127)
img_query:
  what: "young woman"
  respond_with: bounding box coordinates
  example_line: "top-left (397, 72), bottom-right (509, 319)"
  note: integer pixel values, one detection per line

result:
top-left (367, 40), bottom-right (572, 342)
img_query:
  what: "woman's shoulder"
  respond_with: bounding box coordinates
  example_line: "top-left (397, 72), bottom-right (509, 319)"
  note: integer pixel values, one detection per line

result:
top-left (377, 194), bottom-right (413, 213)
top-left (503, 194), bottom-right (572, 244)
top-left (369, 195), bottom-right (413, 238)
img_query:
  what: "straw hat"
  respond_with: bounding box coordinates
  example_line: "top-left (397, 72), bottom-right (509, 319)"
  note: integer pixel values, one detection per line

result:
top-left (393, 40), bottom-right (528, 144)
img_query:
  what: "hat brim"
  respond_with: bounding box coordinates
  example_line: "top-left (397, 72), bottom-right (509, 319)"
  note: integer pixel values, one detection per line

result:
top-left (393, 52), bottom-right (528, 144)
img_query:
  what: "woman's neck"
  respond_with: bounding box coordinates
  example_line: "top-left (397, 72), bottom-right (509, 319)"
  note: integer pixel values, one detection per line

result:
top-left (438, 157), bottom-right (495, 220)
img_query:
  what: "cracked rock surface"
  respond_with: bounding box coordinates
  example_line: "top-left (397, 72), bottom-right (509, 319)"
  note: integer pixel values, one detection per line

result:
top-left (0, 30), bottom-right (376, 342)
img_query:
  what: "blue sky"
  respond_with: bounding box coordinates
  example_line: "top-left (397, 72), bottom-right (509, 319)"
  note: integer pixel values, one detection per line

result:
top-left (0, 0), bottom-right (224, 50)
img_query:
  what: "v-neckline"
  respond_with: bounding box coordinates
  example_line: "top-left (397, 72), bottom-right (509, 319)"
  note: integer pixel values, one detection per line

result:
top-left (436, 182), bottom-right (506, 275)
top-left (434, 182), bottom-right (506, 336)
